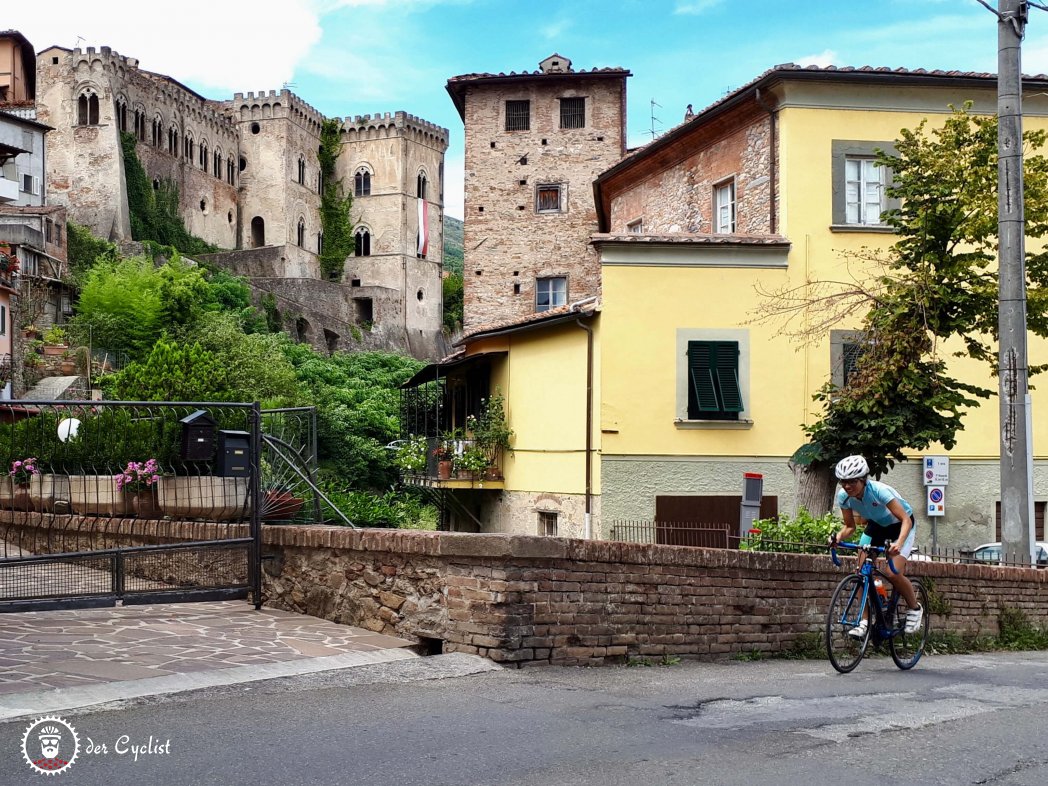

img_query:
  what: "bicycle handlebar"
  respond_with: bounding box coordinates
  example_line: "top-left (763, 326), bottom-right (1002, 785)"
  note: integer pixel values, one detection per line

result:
top-left (829, 540), bottom-right (899, 574)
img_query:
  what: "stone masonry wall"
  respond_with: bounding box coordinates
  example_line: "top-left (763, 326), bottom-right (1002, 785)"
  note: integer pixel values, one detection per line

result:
top-left (462, 76), bottom-right (626, 330)
top-left (609, 110), bottom-right (772, 235)
top-left (260, 526), bottom-right (1048, 666)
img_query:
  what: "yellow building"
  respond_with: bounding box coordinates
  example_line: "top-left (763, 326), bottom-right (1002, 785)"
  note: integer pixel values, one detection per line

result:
top-left (407, 64), bottom-right (1048, 549)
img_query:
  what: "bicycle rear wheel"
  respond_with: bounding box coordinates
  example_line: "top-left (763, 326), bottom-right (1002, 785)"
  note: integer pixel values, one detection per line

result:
top-left (890, 579), bottom-right (930, 670)
top-left (826, 574), bottom-right (871, 673)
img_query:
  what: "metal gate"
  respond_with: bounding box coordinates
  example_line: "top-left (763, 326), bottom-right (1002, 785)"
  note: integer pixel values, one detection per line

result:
top-left (0, 400), bottom-right (263, 612)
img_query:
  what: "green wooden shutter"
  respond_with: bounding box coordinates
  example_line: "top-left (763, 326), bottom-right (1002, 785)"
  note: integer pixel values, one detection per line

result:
top-left (713, 343), bottom-right (744, 412)
top-left (688, 343), bottom-right (720, 412)
top-left (687, 341), bottom-right (743, 416)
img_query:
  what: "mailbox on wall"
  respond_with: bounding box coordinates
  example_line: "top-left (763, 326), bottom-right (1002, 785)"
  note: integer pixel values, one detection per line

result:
top-left (218, 430), bottom-right (251, 477)
top-left (180, 410), bottom-right (217, 461)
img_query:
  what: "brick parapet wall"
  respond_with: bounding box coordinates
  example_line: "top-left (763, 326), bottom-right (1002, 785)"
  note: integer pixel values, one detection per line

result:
top-left (4, 517), bottom-right (1044, 665)
top-left (259, 526), bottom-right (1048, 666)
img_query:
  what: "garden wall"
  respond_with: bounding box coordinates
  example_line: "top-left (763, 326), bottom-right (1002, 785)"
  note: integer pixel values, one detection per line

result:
top-left (4, 515), bottom-right (1046, 665)
top-left (260, 526), bottom-right (1048, 666)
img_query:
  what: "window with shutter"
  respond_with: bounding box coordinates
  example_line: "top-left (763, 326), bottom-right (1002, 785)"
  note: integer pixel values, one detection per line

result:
top-left (687, 341), bottom-right (743, 420)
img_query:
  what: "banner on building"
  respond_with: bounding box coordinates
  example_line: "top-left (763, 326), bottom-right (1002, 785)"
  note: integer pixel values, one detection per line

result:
top-left (417, 198), bottom-right (428, 257)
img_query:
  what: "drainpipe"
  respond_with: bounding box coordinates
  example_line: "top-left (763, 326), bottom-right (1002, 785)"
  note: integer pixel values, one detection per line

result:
top-left (754, 88), bottom-right (777, 235)
top-left (574, 314), bottom-right (594, 539)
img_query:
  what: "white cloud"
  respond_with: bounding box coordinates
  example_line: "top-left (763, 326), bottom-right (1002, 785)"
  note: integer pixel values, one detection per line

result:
top-left (795, 49), bottom-right (838, 68)
top-left (542, 19), bottom-right (573, 40)
top-left (674, 0), bottom-right (724, 15)
top-left (7, 0), bottom-right (323, 94)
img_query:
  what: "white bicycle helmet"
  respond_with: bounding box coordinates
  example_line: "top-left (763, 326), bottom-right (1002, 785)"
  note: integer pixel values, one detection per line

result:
top-left (834, 455), bottom-right (869, 480)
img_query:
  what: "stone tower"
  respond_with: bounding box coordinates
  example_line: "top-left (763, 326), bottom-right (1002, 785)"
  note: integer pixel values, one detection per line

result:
top-left (446, 54), bottom-right (630, 330)
top-left (31, 42), bottom-right (449, 360)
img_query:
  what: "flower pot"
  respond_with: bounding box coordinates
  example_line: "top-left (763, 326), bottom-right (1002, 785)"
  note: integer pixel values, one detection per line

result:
top-left (131, 488), bottom-right (162, 519)
top-left (437, 460), bottom-right (453, 480)
top-left (29, 473), bottom-right (71, 513)
top-left (158, 476), bottom-right (249, 521)
top-left (59, 360), bottom-right (77, 375)
top-left (261, 489), bottom-right (304, 520)
top-left (0, 477), bottom-right (33, 511)
top-left (68, 474), bottom-right (130, 516)
top-left (42, 344), bottom-right (67, 357)
top-left (483, 466), bottom-right (502, 481)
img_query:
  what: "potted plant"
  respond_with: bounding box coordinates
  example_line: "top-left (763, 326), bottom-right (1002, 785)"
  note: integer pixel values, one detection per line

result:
top-left (2, 457), bottom-right (38, 511)
top-left (114, 458), bottom-right (163, 518)
top-left (454, 442), bottom-right (489, 479)
top-left (433, 432), bottom-right (457, 480)
top-left (21, 323), bottom-right (39, 340)
top-left (42, 326), bottom-right (68, 357)
top-left (262, 486), bottom-right (305, 520)
top-left (471, 391), bottom-right (514, 480)
top-left (59, 349), bottom-right (77, 375)
top-left (393, 435), bottom-right (428, 475)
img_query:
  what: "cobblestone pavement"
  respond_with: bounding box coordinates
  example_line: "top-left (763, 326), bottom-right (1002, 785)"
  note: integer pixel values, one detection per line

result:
top-left (0, 601), bottom-right (413, 696)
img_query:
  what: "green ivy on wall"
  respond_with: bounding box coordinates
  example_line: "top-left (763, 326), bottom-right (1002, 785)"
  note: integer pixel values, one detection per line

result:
top-left (318, 119), bottom-right (354, 279)
top-left (120, 132), bottom-right (217, 257)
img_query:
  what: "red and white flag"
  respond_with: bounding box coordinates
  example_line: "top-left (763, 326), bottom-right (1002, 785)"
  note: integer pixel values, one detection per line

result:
top-left (417, 198), bottom-right (429, 257)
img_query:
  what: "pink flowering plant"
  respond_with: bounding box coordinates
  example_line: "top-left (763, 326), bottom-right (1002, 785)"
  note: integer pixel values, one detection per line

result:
top-left (9, 457), bottom-right (39, 486)
top-left (114, 459), bottom-right (162, 494)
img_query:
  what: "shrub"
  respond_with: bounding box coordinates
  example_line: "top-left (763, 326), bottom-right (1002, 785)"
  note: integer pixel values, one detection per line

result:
top-left (741, 508), bottom-right (843, 553)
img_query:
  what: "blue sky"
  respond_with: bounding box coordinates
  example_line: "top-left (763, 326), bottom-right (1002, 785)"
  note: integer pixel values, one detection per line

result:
top-left (9, 0), bottom-right (1045, 218)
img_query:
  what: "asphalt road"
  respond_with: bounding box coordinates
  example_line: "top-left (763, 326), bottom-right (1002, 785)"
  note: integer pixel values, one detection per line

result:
top-left (2, 651), bottom-right (1047, 786)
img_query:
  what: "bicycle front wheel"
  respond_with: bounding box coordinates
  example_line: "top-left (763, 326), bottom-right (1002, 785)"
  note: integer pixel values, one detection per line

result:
top-left (826, 574), bottom-right (871, 673)
top-left (890, 579), bottom-right (930, 670)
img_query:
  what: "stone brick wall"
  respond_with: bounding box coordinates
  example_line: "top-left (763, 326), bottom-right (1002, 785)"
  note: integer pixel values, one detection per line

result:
top-left (461, 74), bottom-right (626, 330)
top-left (260, 526), bottom-right (1048, 666)
top-left (608, 109), bottom-right (773, 235)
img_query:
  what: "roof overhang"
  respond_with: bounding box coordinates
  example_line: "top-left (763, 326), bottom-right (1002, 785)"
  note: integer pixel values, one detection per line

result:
top-left (401, 350), bottom-right (508, 389)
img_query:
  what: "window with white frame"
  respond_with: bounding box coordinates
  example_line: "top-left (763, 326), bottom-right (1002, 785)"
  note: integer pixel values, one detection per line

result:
top-left (627, 218), bottom-right (643, 234)
top-left (535, 276), bottom-right (567, 312)
top-left (714, 179), bottom-right (736, 233)
top-left (538, 511), bottom-right (558, 537)
top-left (831, 140), bottom-right (898, 228)
top-left (844, 157), bottom-right (885, 226)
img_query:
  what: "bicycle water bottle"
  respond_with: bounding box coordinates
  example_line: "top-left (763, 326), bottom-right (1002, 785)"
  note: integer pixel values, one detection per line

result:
top-left (874, 577), bottom-right (890, 601)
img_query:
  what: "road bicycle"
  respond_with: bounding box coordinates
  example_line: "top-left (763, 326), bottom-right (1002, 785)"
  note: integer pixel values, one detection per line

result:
top-left (826, 541), bottom-right (931, 673)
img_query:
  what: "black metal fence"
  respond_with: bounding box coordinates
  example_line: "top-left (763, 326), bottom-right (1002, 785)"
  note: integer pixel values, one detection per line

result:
top-left (0, 400), bottom-right (263, 611)
top-left (604, 521), bottom-right (1047, 568)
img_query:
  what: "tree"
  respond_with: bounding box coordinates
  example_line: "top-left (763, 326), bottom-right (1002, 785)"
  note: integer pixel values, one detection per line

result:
top-left (759, 105), bottom-right (1048, 513)
top-left (106, 337), bottom-right (230, 401)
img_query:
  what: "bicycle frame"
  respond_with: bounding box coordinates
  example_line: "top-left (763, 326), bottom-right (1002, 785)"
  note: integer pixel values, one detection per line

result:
top-left (832, 543), bottom-right (903, 640)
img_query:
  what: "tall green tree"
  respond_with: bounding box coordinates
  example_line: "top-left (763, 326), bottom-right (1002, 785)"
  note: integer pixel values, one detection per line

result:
top-left (760, 105), bottom-right (1048, 513)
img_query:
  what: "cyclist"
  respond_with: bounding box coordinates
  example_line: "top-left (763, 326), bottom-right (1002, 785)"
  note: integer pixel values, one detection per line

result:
top-left (828, 455), bottom-right (923, 638)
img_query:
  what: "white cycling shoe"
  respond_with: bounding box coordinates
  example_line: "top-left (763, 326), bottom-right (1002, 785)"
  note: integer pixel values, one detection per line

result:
top-left (904, 605), bottom-right (924, 634)
top-left (847, 619), bottom-right (868, 639)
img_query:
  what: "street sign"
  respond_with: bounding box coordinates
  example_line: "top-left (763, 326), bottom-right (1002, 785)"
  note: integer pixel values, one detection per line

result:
top-left (926, 485), bottom-right (945, 517)
top-left (923, 456), bottom-right (949, 486)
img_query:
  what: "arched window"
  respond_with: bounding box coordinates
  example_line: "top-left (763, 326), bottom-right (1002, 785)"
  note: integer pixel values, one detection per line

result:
top-left (251, 216), bottom-right (265, 248)
top-left (134, 108), bottom-right (145, 140)
top-left (297, 217), bottom-right (306, 247)
top-left (417, 170), bottom-right (427, 200)
top-left (354, 168), bottom-right (371, 197)
top-left (115, 98), bottom-right (128, 132)
top-left (200, 143), bottom-right (209, 173)
top-left (77, 91), bottom-right (99, 126)
top-left (168, 126), bottom-right (179, 155)
top-left (151, 115), bottom-right (163, 147)
top-left (354, 228), bottom-right (371, 256)
top-left (227, 157), bottom-right (236, 185)
top-left (214, 149), bottom-right (222, 178)
top-left (297, 157), bottom-right (306, 185)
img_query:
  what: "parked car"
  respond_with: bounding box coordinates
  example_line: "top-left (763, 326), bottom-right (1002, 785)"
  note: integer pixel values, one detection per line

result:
top-left (968, 541), bottom-right (1048, 567)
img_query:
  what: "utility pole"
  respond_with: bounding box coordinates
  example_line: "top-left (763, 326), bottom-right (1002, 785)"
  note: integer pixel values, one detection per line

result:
top-left (997, 0), bottom-right (1036, 566)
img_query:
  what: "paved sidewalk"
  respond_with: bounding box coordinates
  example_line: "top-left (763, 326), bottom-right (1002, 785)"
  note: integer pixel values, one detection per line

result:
top-left (0, 601), bottom-right (419, 720)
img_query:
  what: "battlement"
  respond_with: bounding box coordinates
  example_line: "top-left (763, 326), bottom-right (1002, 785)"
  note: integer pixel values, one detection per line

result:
top-left (339, 111), bottom-right (449, 145)
top-left (72, 46), bottom-right (139, 70)
top-left (229, 88), bottom-right (326, 134)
